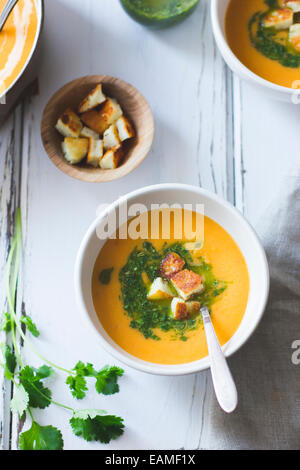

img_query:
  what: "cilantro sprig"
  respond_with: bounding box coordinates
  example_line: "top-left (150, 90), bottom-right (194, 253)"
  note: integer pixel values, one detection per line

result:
top-left (0, 209), bottom-right (125, 450)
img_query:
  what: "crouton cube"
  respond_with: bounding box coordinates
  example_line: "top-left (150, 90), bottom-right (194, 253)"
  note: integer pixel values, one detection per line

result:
top-left (171, 269), bottom-right (204, 301)
top-left (116, 116), bottom-right (135, 142)
top-left (147, 278), bottom-right (174, 300)
top-left (56, 108), bottom-right (83, 138)
top-left (81, 98), bottom-right (123, 135)
top-left (103, 124), bottom-right (121, 150)
top-left (186, 301), bottom-right (201, 316)
top-left (285, 1), bottom-right (300, 12)
top-left (78, 84), bottom-right (106, 114)
top-left (171, 298), bottom-right (189, 321)
top-left (263, 8), bottom-right (293, 29)
top-left (289, 23), bottom-right (300, 52)
top-left (80, 126), bottom-right (100, 140)
top-left (100, 145), bottom-right (123, 170)
top-left (61, 138), bottom-right (88, 164)
top-left (159, 252), bottom-right (185, 279)
top-left (87, 138), bottom-right (103, 167)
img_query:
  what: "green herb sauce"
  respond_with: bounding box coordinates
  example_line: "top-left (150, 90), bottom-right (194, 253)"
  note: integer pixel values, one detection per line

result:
top-left (120, 0), bottom-right (199, 27)
top-left (249, 0), bottom-right (300, 68)
top-left (118, 241), bottom-right (227, 341)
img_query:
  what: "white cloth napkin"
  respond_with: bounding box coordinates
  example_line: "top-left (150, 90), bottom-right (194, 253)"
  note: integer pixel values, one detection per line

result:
top-left (204, 173), bottom-right (300, 450)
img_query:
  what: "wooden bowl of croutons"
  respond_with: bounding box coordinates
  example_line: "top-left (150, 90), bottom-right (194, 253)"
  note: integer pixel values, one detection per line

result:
top-left (41, 75), bottom-right (155, 182)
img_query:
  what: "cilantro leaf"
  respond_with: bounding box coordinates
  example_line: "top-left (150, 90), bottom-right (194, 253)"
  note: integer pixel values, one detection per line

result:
top-left (95, 366), bottom-right (124, 395)
top-left (19, 366), bottom-right (53, 409)
top-left (66, 361), bottom-right (95, 399)
top-left (70, 409), bottom-right (124, 444)
top-left (19, 421), bottom-right (64, 450)
top-left (0, 313), bottom-right (13, 333)
top-left (66, 362), bottom-right (124, 399)
top-left (10, 384), bottom-right (29, 417)
top-left (20, 315), bottom-right (40, 338)
top-left (66, 375), bottom-right (87, 400)
top-left (0, 343), bottom-right (17, 380)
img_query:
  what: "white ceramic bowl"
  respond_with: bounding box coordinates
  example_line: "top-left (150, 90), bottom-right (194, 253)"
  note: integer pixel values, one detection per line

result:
top-left (75, 184), bottom-right (270, 376)
top-left (211, 0), bottom-right (300, 102)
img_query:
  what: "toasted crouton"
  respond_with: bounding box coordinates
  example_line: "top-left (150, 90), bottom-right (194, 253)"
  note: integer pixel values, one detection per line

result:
top-left (81, 98), bottom-right (123, 135)
top-left (100, 145), bottom-right (123, 169)
top-left (87, 138), bottom-right (103, 167)
top-left (78, 84), bottom-right (106, 114)
top-left (171, 298), bottom-right (189, 321)
top-left (171, 269), bottom-right (204, 301)
top-left (116, 116), bottom-right (135, 141)
top-left (103, 124), bottom-right (121, 150)
top-left (62, 137), bottom-right (88, 164)
top-left (285, 0), bottom-right (300, 12)
top-left (147, 278), bottom-right (174, 300)
top-left (264, 8), bottom-right (293, 29)
top-left (186, 301), bottom-right (201, 316)
top-left (56, 108), bottom-right (83, 138)
top-left (80, 126), bottom-right (100, 139)
top-left (289, 23), bottom-right (300, 52)
top-left (159, 252), bottom-right (185, 279)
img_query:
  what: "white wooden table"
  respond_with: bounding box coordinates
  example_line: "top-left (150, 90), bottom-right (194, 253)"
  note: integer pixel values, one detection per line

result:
top-left (1, 0), bottom-right (299, 450)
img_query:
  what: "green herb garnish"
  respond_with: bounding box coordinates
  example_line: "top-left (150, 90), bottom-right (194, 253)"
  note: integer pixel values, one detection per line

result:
top-left (119, 241), bottom-right (227, 341)
top-left (1, 209), bottom-right (125, 450)
top-left (99, 267), bottom-right (114, 285)
top-left (249, 1), bottom-right (300, 68)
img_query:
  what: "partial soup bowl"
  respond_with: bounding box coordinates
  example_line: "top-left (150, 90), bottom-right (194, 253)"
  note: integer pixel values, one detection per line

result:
top-left (211, 0), bottom-right (300, 102)
top-left (74, 184), bottom-right (270, 376)
top-left (0, 0), bottom-right (44, 124)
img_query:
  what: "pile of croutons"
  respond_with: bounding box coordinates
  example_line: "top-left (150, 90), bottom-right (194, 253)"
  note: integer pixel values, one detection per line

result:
top-left (55, 84), bottom-right (135, 169)
top-left (147, 252), bottom-right (204, 321)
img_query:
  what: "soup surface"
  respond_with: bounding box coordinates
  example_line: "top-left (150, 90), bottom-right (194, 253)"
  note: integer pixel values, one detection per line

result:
top-left (226, 0), bottom-right (300, 89)
top-left (0, 0), bottom-right (38, 96)
top-left (92, 210), bottom-right (249, 365)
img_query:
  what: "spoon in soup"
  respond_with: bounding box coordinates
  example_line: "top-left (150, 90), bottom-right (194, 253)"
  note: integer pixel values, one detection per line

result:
top-left (0, 0), bottom-right (19, 32)
top-left (200, 306), bottom-right (238, 413)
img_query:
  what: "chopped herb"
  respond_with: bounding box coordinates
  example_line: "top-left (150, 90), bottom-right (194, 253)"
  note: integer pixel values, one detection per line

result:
top-left (99, 267), bottom-right (114, 285)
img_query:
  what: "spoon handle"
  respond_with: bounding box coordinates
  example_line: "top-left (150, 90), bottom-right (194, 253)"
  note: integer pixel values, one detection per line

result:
top-left (201, 307), bottom-right (238, 413)
top-left (0, 0), bottom-right (19, 32)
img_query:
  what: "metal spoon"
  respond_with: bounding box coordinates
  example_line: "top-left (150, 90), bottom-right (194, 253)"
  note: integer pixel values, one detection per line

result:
top-left (201, 306), bottom-right (238, 413)
top-left (0, 0), bottom-right (19, 32)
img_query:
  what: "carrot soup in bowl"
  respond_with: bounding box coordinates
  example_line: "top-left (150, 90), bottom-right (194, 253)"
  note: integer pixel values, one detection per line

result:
top-left (0, 0), bottom-right (38, 97)
top-left (75, 184), bottom-right (269, 376)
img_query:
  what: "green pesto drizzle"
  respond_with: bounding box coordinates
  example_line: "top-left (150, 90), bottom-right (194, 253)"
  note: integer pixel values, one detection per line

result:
top-left (118, 242), bottom-right (227, 342)
top-left (249, 0), bottom-right (300, 68)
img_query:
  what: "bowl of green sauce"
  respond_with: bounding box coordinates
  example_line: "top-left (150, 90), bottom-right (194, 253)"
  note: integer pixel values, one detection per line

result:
top-left (120, 0), bottom-right (199, 27)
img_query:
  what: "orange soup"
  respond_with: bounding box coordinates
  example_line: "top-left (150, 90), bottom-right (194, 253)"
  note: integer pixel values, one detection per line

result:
top-left (0, 0), bottom-right (38, 95)
top-left (92, 210), bottom-right (249, 365)
top-left (226, 0), bottom-right (300, 89)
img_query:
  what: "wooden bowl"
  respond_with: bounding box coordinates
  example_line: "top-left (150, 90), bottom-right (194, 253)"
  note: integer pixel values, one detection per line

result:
top-left (41, 75), bottom-right (155, 182)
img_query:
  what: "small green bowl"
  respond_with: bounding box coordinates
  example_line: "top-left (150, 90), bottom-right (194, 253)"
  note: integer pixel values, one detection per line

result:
top-left (119, 0), bottom-right (199, 28)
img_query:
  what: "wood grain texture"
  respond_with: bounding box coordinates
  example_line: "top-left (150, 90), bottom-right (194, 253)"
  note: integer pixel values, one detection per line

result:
top-left (41, 75), bottom-right (154, 182)
top-left (1, 0), bottom-right (298, 450)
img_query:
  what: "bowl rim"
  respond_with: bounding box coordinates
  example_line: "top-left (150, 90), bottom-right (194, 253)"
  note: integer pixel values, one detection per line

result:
top-left (41, 74), bottom-right (155, 183)
top-left (74, 183), bottom-right (270, 376)
top-left (0, 0), bottom-right (44, 101)
top-left (211, 0), bottom-right (300, 96)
